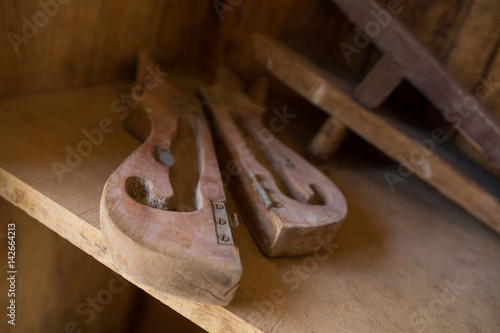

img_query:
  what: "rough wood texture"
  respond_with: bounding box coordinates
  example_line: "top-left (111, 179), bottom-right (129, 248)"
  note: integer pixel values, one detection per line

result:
top-left (330, 0), bottom-right (500, 173)
top-left (1, 82), bottom-right (499, 332)
top-left (6, 0), bottom-right (499, 101)
top-left (0, 0), bottom-right (166, 96)
top-left (101, 55), bottom-right (241, 305)
top-left (199, 68), bottom-right (347, 257)
top-left (253, 34), bottom-right (500, 236)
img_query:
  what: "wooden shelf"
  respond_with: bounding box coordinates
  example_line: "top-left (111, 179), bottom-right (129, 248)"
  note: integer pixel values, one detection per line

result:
top-left (1, 82), bottom-right (499, 332)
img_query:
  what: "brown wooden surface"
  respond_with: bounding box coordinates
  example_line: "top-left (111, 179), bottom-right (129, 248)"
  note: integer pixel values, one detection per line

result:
top-left (0, 82), bottom-right (499, 332)
top-left (3, 1), bottom-right (500, 331)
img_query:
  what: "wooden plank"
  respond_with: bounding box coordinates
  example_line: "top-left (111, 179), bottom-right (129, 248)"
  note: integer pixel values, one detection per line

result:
top-left (385, 0), bottom-right (472, 61)
top-left (301, 0), bottom-right (500, 164)
top-left (1, 82), bottom-right (499, 332)
top-left (0, 0), bottom-right (194, 96)
top-left (252, 34), bottom-right (500, 235)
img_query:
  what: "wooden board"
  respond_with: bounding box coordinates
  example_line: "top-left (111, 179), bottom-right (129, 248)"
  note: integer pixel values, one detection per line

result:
top-left (0, 82), bottom-right (499, 332)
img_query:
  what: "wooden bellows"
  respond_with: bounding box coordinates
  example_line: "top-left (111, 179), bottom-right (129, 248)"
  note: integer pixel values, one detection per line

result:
top-left (100, 53), bottom-right (242, 305)
top-left (198, 68), bottom-right (347, 257)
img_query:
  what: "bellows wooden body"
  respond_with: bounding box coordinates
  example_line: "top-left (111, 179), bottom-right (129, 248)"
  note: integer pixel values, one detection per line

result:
top-left (100, 53), bottom-right (242, 305)
top-left (199, 68), bottom-right (347, 257)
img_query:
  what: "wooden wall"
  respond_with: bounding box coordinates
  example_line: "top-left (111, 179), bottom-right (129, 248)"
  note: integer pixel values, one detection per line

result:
top-left (2, 0), bottom-right (500, 118)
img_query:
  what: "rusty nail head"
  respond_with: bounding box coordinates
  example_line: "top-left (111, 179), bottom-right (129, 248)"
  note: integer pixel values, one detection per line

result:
top-left (219, 235), bottom-right (230, 242)
top-left (216, 217), bottom-right (227, 225)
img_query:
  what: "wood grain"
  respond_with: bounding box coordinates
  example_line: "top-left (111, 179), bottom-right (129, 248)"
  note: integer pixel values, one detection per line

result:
top-left (3, 0), bottom-right (499, 110)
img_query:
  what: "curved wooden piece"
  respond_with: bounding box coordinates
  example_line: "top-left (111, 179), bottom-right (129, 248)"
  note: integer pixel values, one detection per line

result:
top-left (198, 68), bottom-right (347, 257)
top-left (100, 55), bottom-right (242, 305)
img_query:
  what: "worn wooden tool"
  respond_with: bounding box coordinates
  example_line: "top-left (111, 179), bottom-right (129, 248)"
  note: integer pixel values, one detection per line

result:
top-left (100, 52), bottom-right (242, 305)
top-left (252, 34), bottom-right (500, 235)
top-left (198, 67), bottom-right (347, 257)
top-left (308, 0), bottom-right (500, 170)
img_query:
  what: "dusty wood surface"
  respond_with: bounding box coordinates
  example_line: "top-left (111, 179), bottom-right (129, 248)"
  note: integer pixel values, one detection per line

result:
top-left (253, 34), bottom-right (500, 236)
top-left (0, 82), bottom-right (499, 332)
top-left (199, 68), bottom-right (347, 257)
